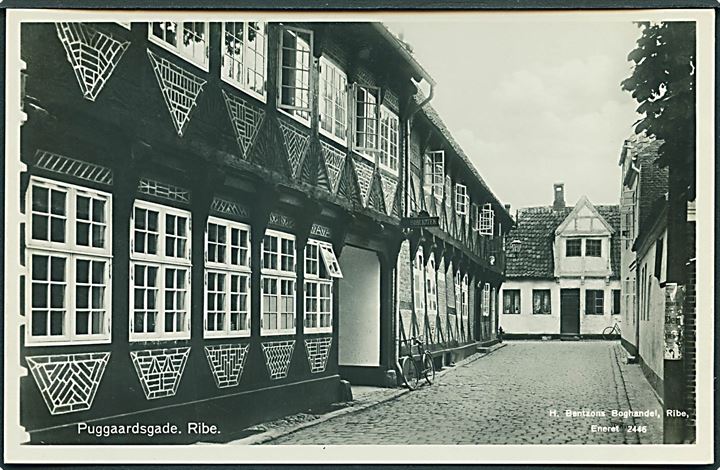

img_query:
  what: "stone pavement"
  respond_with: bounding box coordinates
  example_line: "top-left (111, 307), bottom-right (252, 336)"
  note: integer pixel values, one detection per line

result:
top-left (266, 341), bottom-right (663, 445)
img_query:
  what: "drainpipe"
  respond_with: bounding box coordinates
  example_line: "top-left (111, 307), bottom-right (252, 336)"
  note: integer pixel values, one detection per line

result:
top-left (396, 79), bottom-right (434, 380)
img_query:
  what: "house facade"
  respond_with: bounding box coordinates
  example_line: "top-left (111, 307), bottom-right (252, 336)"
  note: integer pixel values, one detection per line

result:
top-left (500, 184), bottom-right (621, 337)
top-left (617, 134), bottom-right (696, 443)
top-left (11, 19), bottom-right (510, 444)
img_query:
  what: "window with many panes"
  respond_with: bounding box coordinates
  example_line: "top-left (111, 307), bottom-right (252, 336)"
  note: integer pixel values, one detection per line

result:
top-left (424, 151), bottom-right (444, 200)
top-left (482, 283), bottom-right (491, 317)
top-left (353, 84), bottom-right (380, 157)
top-left (502, 289), bottom-right (521, 314)
top-left (585, 239), bottom-right (602, 257)
top-left (379, 105), bottom-right (399, 174)
top-left (455, 183), bottom-right (469, 217)
top-left (26, 177), bottom-right (112, 345)
top-left (585, 289), bottom-right (604, 315)
top-left (204, 217), bottom-right (251, 337)
top-left (130, 200), bottom-right (191, 341)
top-left (319, 56), bottom-right (348, 144)
top-left (532, 289), bottom-right (551, 314)
top-left (425, 256), bottom-right (437, 316)
top-left (479, 203), bottom-right (494, 236)
top-left (261, 230), bottom-right (296, 335)
top-left (566, 238), bottom-right (581, 257)
top-left (413, 249), bottom-right (425, 312)
top-left (221, 22), bottom-right (267, 100)
top-left (149, 22), bottom-right (209, 70)
top-left (304, 239), bottom-right (341, 333)
top-left (460, 274), bottom-right (469, 338)
top-left (278, 27), bottom-right (312, 125)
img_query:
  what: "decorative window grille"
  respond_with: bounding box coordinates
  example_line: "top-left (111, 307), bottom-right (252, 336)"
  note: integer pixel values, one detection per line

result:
top-left (502, 289), bottom-right (521, 314)
top-left (304, 239), bottom-right (339, 334)
top-left (319, 56), bottom-right (348, 144)
top-left (425, 256), bottom-right (437, 315)
top-left (379, 105), bottom-right (399, 174)
top-left (585, 289), bottom-right (604, 315)
top-left (129, 200), bottom-right (191, 341)
top-left (482, 283), bottom-right (491, 317)
top-left (424, 151), bottom-right (444, 200)
top-left (353, 84), bottom-right (380, 158)
top-left (26, 177), bottom-right (112, 345)
top-left (278, 26), bottom-right (313, 125)
top-left (413, 249), bottom-right (425, 312)
top-left (585, 238), bottom-right (602, 257)
top-left (479, 203), bottom-right (494, 235)
top-left (455, 183), bottom-right (469, 216)
top-left (221, 22), bottom-right (267, 101)
top-left (204, 216), bottom-right (251, 338)
top-left (261, 229), bottom-right (296, 336)
top-left (149, 22), bottom-right (209, 70)
top-left (532, 289), bottom-right (551, 315)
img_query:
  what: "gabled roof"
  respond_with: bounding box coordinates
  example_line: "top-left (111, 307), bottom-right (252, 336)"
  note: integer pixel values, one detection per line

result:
top-left (554, 196), bottom-right (615, 236)
top-left (505, 204), bottom-right (620, 279)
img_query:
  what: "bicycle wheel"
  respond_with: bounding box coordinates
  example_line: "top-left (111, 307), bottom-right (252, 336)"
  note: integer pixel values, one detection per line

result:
top-left (602, 326), bottom-right (615, 341)
top-left (422, 352), bottom-right (435, 385)
top-left (400, 355), bottom-right (420, 390)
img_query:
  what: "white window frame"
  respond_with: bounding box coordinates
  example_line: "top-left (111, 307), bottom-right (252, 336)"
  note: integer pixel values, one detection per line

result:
top-left (482, 283), bottom-right (491, 317)
top-left (425, 255), bottom-right (437, 316)
top-left (148, 21), bottom-right (210, 71)
top-left (352, 83), bottom-right (381, 159)
top-left (413, 249), bottom-right (425, 312)
top-left (479, 203), bottom-right (494, 236)
top-left (424, 151), bottom-right (444, 200)
top-left (25, 177), bottom-right (113, 346)
top-left (461, 274), bottom-right (469, 338)
top-left (221, 21), bottom-right (268, 102)
top-left (261, 229), bottom-right (297, 336)
top-left (304, 239), bottom-right (336, 334)
top-left (444, 175), bottom-right (453, 212)
top-left (204, 216), bottom-right (252, 338)
top-left (454, 270), bottom-right (462, 313)
top-left (277, 26), bottom-right (313, 127)
top-left (455, 183), bottom-right (469, 216)
top-left (379, 105), bottom-right (399, 175)
top-left (318, 56), bottom-right (348, 146)
top-left (129, 200), bottom-right (192, 341)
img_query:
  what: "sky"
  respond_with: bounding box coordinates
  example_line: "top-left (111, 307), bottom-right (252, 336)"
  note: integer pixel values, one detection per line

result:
top-left (387, 17), bottom-right (643, 211)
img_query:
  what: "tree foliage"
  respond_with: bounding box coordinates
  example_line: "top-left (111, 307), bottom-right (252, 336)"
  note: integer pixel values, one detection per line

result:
top-left (621, 21), bottom-right (696, 198)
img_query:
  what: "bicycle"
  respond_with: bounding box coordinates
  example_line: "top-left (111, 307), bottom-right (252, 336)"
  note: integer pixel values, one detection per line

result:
top-left (602, 320), bottom-right (621, 341)
top-left (399, 335), bottom-right (435, 390)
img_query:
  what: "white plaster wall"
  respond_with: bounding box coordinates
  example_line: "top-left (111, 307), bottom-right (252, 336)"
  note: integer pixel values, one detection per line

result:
top-left (637, 233), bottom-right (667, 382)
top-left (338, 246), bottom-right (380, 367)
top-left (499, 280), bottom-right (560, 334)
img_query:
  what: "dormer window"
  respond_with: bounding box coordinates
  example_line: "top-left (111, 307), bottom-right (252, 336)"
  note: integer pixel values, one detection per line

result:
top-left (566, 239), bottom-right (581, 257)
top-left (585, 239), bottom-right (602, 257)
top-left (278, 27), bottom-right (313, 125)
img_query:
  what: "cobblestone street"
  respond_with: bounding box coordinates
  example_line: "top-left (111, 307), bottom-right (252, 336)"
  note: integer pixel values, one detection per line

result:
top-left (268, 341), bottom-right (663, 445)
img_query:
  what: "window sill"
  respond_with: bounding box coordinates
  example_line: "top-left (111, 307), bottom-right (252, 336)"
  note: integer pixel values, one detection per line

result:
top-left (304, 328), bottom-right (332, 335)
top-left (204, 330), bottom-right (252, 339)
top-left (129, 334), bottom-right (191, 343)
top-left (260, 329), bottom-right (296, 337)
top-left (277, 107), bottom-right (311, 129)
top-left (319, 127), bottom-right (348, 148)
top-left (25, 336), bottom-right (112, 347)
top-left (221, 75), bottom-right (267, 104)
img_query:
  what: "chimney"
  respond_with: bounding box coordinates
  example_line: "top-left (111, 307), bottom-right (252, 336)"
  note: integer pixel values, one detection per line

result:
top-left (504, 203), bottom-right (511, 212)
top-left (553, 183), bottom-right (565, 210)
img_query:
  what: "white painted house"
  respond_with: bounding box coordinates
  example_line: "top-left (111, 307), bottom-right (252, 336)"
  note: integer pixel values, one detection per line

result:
top-left (500, 184), bottom-right (621, 337)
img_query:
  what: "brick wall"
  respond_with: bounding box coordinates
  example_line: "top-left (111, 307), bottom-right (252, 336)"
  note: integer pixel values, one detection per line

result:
top-left (436, 257), bottom-right (448, 343)
top-left (683, 221), bottom-right (696, 442)
top-left (397, 240), bottom-right (412, 310)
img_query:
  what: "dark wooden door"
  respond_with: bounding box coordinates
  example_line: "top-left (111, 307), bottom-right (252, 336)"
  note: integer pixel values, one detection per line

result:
top-left (560, 289), bottom-right (580, 334)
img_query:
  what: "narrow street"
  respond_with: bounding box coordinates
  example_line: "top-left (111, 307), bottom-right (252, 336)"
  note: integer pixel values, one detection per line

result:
top-left (268, 341), bottom-right (663, 445)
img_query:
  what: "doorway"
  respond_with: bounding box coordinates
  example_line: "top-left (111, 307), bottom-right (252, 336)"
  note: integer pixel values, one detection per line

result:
top-left (560, 289), bottom-right (580, 334)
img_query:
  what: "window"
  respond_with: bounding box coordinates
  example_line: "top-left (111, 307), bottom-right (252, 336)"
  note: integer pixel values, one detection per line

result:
top-left (26, 178), bottom-right (112, 345)
top-left (612, 289), bottom-right (621, 315)
top-left (479, 203), bottom-right (494, 235)
top-left (304, 239), bottom-right (341, 333)
top-left (204, 217), bottom-right (251, 337)
top-left (425, 257), bottom-right (437, 315)
top-left (585, 289), bottom-right (604, 315)
top-left (413, 250), bottom-right (425, 311)
top-left (319, 56), bottom-right (347, 144)
top-left (149, 22), bottom-right (209, 70)
top-left (532, 289), bottom-right (551, 315)
top-left (221, 22), bottom-right (267, 100)
top-left (130, 200), bottom-right (191, 341)
top-left (654, 237), bottom-right (664, 279)
top-left (566, 239), bottom-right (581, 257)
top-left (444, 175), bottom-right (453, 212)
top-left (455, 183), bottom-right (469, 216)
top-left (482, 283), bottom-right (491, 317)
top-left (261, 230), bottom-right (296, 335)
top-left (585, 239), bottom-right (602, 257)
top-left (502, 289), bottom-right (520, 314)
top-left (278, 27), bottom-right (312, 125)
top-left (454, 270), bottom-right (462, 313)
top-left (353, 84), bottom-right (380, 156)
top-left (424, 151), bottom-right (445, 200)
top-left (460, 274), bottom-right (469, 336)
top-left (379, 105), bottom-right (399, 174)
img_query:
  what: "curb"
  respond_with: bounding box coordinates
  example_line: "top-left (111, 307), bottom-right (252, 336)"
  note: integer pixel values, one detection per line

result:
top-left (224, 341), bottom-right (509, 445)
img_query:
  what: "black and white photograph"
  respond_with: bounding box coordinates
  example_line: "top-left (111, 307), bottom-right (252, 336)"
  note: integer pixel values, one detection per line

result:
top-left (3, 6), bottom-right (714, 465)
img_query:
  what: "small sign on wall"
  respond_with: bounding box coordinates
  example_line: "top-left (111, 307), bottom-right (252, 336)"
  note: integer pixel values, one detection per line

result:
top-left (664, 283), bottom-right (684, 360)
